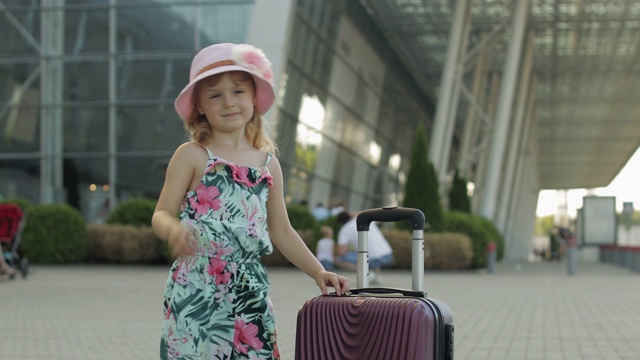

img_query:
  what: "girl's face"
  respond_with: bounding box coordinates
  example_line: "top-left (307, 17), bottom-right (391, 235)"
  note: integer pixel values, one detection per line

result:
top-left (197, 72), bottom-right (256, 134)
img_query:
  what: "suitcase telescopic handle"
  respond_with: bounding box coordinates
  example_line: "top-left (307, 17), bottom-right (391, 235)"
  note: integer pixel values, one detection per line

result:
top-left (356, 206), bottom-right (425, 231)
top-left (355, 207), bottom-right (425, 291)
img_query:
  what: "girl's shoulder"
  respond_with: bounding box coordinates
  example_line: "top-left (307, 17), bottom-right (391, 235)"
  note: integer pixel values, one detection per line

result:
top-left (175, 141), bottom-right (206, 154)
top-left (173, 142), bottom-right (209, 163)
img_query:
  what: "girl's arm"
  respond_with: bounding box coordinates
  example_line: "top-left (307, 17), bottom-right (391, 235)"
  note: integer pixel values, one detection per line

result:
top-left (267, 157), bottom-right (349, 295)
top-left (152, 143), bottom-right (201, 257)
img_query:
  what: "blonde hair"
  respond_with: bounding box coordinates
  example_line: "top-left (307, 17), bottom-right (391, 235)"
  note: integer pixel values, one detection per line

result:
top-left (320, 225), bottom-right (334, 239)
top-left (184, 71), bottom-right (278, 154)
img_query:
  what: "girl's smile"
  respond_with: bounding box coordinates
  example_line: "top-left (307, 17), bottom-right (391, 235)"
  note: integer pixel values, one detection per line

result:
top-left (198, 72), bottom-right (256, 132)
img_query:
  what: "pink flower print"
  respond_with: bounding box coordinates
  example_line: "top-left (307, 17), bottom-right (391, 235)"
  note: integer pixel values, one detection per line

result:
top-left (172, 265), bottom-right (189, 285)
top-left (216, 271), bottom-right (231, 286)
top-left (165, 305), bottom-right (172, 320)
top-left (167, 347), bottom-right (180, 360)
top-left (211, 342), bottom-right (232, 358)
top-left (191, 183), bottom-right (221, 215)
top-left (207, 257), bottom-right (231, 286)
top-left (246, 221), bottom-right (259, 238)
top-left (167, 337), bottom-right (182, 360)
top-left (214, 284), bottom-right (235, 304)
top-left (234, 318), bottom-right (264, 355)
top-left (220, 245), bottom-right (234, 257)
top-left (273, 339), bottom-right (280, 359)
top-left (206, 257), bottom-right (226, 276)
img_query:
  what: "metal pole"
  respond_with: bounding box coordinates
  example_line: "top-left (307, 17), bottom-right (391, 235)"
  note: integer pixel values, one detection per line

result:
top-left (487, 242), bottom-right (496, 274)
top-left (429, 0), bottom-right (469, 172)
top-left (478, 0), bottom-right (529, 220)
top-left (567, 235), bottom-right (577, 275)
top-left (108, 0), bottom-right (117, 210)
top-left (496, 31), bottom-right (535, 233)
top-left (40, 0), bottom-right (65, 204)
top-left (458, 31), bottom-right (491, 178)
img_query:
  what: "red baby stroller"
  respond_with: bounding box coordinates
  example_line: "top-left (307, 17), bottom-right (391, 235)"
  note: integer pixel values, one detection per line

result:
top-left (0, 204), bottom-right (29, 278)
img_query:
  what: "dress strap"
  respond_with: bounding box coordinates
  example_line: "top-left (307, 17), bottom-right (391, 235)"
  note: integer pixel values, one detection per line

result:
top-left (265, 153), bottom-right (273, 166)
top-left (201, 145), bottom-right (214, 159)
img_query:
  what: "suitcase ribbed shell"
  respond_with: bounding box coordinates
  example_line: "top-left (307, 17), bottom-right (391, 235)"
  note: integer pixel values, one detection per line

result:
top-left (295, 295), bottom-right (437, 360)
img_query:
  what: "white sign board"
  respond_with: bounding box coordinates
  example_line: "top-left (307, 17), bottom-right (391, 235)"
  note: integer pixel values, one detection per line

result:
top-left (581, 196), bottom-right (617, 246)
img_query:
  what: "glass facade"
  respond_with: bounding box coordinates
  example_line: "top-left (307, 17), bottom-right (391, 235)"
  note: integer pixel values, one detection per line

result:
top-left (0, 0), bottom-right (436, 222)
top-left (0, 0), bottom-right (254, 222)
top-left (276, 0), bottom-right (435, 211)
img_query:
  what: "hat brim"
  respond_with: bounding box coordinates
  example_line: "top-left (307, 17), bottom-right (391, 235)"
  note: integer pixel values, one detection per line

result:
top-left (174, 64), bottom-right (275, 122)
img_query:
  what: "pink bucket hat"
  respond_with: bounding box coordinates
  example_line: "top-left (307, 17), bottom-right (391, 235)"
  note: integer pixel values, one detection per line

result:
top-left (174, 43), bottom-right (276, 121)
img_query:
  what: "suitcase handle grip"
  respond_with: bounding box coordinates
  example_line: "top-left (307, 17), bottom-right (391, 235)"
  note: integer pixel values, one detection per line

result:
top-left (348, 287), bottom-right (427, 298)
top-left (355, 207), bottom-right (425, 290)
top-left (356, 206), bottom-right (425, 231)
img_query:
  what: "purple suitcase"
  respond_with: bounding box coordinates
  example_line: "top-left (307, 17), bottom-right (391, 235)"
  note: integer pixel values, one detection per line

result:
top-left (295, 207), bottom-right (454, 360)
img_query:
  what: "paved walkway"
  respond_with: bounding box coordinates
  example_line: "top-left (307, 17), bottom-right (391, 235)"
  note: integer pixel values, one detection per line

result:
top-left (2, 260), bottom-right (640, 359)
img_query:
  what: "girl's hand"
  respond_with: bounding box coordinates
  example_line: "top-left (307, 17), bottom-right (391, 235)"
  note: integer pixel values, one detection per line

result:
top-left (168, 224), bottom-right (195, 258)
top-left (313, 270), bottom-right (350, 296)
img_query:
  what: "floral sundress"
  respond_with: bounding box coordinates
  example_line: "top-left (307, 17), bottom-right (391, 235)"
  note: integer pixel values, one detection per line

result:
top-left (161, 147), bottom-right (280, 359)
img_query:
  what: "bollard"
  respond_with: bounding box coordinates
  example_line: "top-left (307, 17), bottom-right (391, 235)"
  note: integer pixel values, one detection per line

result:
top-left (567, 236), bottom-right (577, 276)
top-left (487, 242), bottom-right (496, 274)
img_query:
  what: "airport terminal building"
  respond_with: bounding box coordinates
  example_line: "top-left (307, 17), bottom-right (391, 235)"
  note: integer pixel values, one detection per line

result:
top-left (0, 0), bottom-right (435, 224)
top-left (3, 1), bottom-right (639, 260)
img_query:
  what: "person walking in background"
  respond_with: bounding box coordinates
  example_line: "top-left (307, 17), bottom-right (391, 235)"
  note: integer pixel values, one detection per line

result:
top-left (330, 201), bottom-right (345, 216)
top-left (311, 201), bottom-right (330, 221)
top-left (315, 225), bottom-right (336, 270)
top-left (152, 42), bottom-right (348, 359)
top-left (335, 211), bottom-right (394, 285)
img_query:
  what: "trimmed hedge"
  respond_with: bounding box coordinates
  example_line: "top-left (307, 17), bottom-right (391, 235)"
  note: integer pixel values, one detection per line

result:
top-left (106, 198), bottom-right (157, 227)
top-left (383, 229), bottom-right (473, 270)
top-left (21, 204), bottom-right (88, 264)
top-left (87, 224), bottom-right (167, 264)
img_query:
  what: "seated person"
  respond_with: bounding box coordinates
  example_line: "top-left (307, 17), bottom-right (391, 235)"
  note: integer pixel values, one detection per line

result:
top-left (335, 211), bottom-right (393, 284)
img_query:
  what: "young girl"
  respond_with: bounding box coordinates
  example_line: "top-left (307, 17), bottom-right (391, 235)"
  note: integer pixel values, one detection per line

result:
top-left (152, 43), bottom-right (349, 359)
top-left (315, 225), bottom-right (336, 270)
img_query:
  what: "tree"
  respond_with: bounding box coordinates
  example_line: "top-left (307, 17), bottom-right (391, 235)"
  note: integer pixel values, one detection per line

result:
top-left (448, 168), bottom-right (471, 213)
top-left (535, 214), bottom-right (555, 236)
top-left (402, 124), bottom-right (444, 231)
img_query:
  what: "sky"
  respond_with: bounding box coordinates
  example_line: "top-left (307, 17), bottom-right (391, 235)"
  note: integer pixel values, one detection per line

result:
top-left (536, 146), bottom-right (640, 218)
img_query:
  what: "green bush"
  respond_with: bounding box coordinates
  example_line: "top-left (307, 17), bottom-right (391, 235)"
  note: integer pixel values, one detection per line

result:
top-left (448, 168), bottom-right (471, 213)
top-left (106, 198), bottom-right (157, 227)
top-left (286, 203), bottom-right (317, 231)
top-left (261, 229), bottom-right (314, 267)
top-left (21, 203), bottom-right (88, 263)
top-left (443, 211), bottom-right (491, 269)
top-left (475, 215), bottom-right (504, 261)
top-left (0, 197), bottom-right (32, 212)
